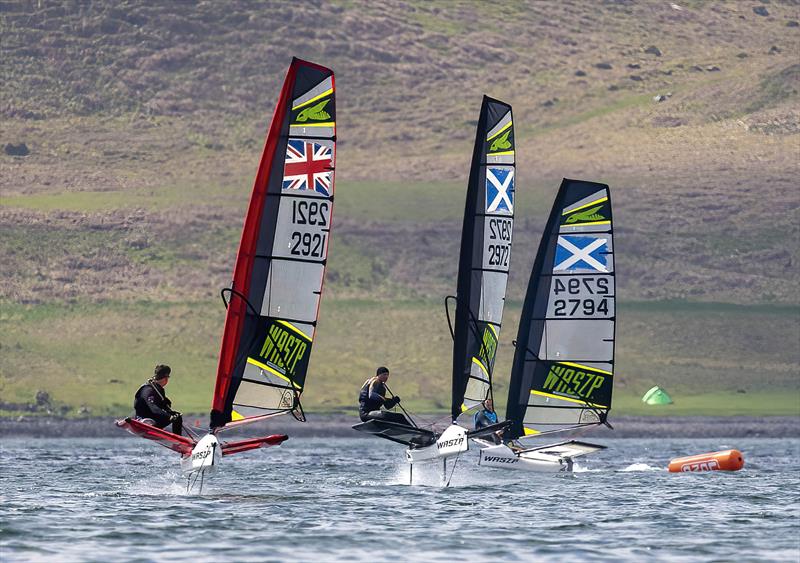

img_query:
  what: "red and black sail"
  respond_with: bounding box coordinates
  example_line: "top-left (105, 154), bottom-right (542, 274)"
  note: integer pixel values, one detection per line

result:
top-left (211, 58), bottom-right (336, 428)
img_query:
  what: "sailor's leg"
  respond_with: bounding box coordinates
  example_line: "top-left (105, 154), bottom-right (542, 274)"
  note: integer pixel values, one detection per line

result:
top-left (171, 415), bottom-right (183, 436)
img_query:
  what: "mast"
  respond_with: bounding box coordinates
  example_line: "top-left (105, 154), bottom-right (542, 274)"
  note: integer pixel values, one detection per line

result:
top-left (450, 96), bottom-right (515, 422)
top-left (506, 179), bottom-right (615, 440)
top-left (211, 58), bottom-right (336, 428)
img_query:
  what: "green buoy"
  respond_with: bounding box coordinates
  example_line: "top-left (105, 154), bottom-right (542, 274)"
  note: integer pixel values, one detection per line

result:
top-left (642, 386), bottom-right (673, 405)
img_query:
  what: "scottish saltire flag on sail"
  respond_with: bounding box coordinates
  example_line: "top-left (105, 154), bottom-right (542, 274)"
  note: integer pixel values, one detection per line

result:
top-left (283, 140), bottom-right (333, 196)
top-left (553, 235), bottom-right (610, 273)
top-left (211, 58), bottom-right (336, 429)
top-left (506, 179), bottom-right (615, 439)
top-left (485, 167), bottom-right (514, 214)
top-left (451, 97), bottom-right (516, 421)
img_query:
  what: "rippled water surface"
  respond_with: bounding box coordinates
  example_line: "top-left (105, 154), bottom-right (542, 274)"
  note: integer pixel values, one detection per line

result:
top-left (2, 436), bottom-right (799, 561)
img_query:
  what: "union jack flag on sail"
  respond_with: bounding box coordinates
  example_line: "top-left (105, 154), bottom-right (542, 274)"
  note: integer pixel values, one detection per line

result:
top-left (283, 139), bottom-right (333, 196)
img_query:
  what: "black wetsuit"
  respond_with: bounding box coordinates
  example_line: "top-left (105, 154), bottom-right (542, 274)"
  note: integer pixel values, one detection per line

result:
top-left (358, 377), bottom-right (409, 426)
top-left (134, 380), bottom-right (182, 435)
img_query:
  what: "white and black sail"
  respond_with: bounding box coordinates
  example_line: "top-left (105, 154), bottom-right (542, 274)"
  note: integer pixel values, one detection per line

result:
top-left (505, 179), bottom-right (614, 439)
top-left (450, 96), bottom-right (515, 422)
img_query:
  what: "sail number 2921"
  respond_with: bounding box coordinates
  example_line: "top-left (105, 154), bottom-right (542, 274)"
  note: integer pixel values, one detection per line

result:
top-left (290, 200), bottom-right (329, 258)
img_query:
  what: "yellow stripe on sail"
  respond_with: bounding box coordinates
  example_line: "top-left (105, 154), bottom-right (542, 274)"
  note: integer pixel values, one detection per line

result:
top-left (562, 196), bottom-right (608, 215)
top-left (292, 88), bottom-right (334, 110)
top-left (523, 427), bottom-right (540, 436)
top-left (558, 361), bottom-right (613, 376)
top-left (563, 220), bottom-right (611, 227)
top-left (487, 324), bottom-right (499, 338)
top-left (487, 150), bottom-right (515, 157)
top-left (290, 121), bottom-right (335, 128)
top-left (531, 389), bottom-right (607, 409)
top-left (247, 357), bottom-right (302, 389)
top-left (277, 320), bottom-right (312, 341)
top-left (486, 119), bottom-right (513, 141)
top-left (231, 410), bottom-right (245, 421)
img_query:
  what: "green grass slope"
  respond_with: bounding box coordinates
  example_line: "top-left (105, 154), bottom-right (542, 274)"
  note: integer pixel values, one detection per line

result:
top-left (1, 1), bottom-right (798, 417)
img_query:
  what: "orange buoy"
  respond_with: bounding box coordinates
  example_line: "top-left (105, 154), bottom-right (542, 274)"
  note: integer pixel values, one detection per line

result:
top-left (668, 449), bottom-right (744, 473)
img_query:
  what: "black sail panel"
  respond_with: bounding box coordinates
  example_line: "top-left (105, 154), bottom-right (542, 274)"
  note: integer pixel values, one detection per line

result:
top-left (451, 96), bottom-right (515, 421)
top-left (506, 179), bottom-right (614, 439)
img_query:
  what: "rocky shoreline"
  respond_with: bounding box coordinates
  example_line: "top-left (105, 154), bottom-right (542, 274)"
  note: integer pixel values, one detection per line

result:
top-left (1, 414), bottom-right (798, 439)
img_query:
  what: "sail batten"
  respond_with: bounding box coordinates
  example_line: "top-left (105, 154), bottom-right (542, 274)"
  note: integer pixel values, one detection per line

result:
top-left (211, 58), bottom-right (335, 428)
top-left (451, 97), bottom-right (515, 421)
top-left (506, 179), bottom-right (615, 439)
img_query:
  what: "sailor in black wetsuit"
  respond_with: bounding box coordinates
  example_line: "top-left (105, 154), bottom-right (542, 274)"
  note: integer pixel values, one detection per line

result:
top-left (358, 366), bottom-right (410, 426)
top-left (134, 364), bottom-right (183, 435)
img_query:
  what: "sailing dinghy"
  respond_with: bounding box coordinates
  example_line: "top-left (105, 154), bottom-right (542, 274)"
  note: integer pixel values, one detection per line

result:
top-left (118, 58), bottom-right (336, 490)
top-left (477, 179), bottom-right (614, 472)
top-left (353, 96), bottom-right (515, 481)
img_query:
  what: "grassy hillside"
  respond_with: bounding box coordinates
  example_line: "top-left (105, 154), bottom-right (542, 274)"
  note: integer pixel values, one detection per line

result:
top-left (1, 0), bottom-right (798, 417)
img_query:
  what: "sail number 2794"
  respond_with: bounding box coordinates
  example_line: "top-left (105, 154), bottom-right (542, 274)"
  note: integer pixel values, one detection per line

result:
top-left (552, 276), bottom-right (611, 317)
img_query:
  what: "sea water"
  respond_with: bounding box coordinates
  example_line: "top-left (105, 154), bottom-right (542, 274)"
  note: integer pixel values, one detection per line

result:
top-left (1, 437), bottom-right (798, 562)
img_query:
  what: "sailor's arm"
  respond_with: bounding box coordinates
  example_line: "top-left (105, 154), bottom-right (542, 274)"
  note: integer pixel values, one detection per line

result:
top-left (142, 387), bottom-right (172, 419)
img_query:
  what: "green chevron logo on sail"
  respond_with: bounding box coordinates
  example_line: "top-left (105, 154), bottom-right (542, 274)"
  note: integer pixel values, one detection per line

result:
top-left (489, 129), bottom-right (512, 153)
top-left (564, 205), bottom-right (606, 224)
top-left (295, 99), bottom-right (331, 122)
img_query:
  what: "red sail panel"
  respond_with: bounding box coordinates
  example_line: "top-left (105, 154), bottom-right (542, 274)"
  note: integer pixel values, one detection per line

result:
top-left (212, 63), bottom-right (298, 416)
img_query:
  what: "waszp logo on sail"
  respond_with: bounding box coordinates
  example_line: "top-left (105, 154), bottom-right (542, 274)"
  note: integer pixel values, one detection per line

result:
top-left (542, 364), bottom-right (606, 401)
top-left (258, 323), bottom-right (308, 375)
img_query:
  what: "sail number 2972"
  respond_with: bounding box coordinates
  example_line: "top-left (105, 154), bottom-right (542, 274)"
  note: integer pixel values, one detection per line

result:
top-left (488, 217), bottom-right (512, 268)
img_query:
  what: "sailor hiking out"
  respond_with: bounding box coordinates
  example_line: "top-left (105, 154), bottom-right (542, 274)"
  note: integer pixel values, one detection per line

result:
top-left (358, 366), bottom-right (411, 426)
top-left (134, 364), bottom-right (183, 435)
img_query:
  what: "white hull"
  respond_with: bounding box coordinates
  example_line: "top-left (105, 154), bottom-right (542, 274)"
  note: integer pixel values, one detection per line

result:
top-left (477, 440), bottom-right (607, 473)
top-left (478, 443), bottom-right (570, 472)
top-left (180, 433), bottom-right (222, 476)
top-left (405, 424), bottom-right (468, 464)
